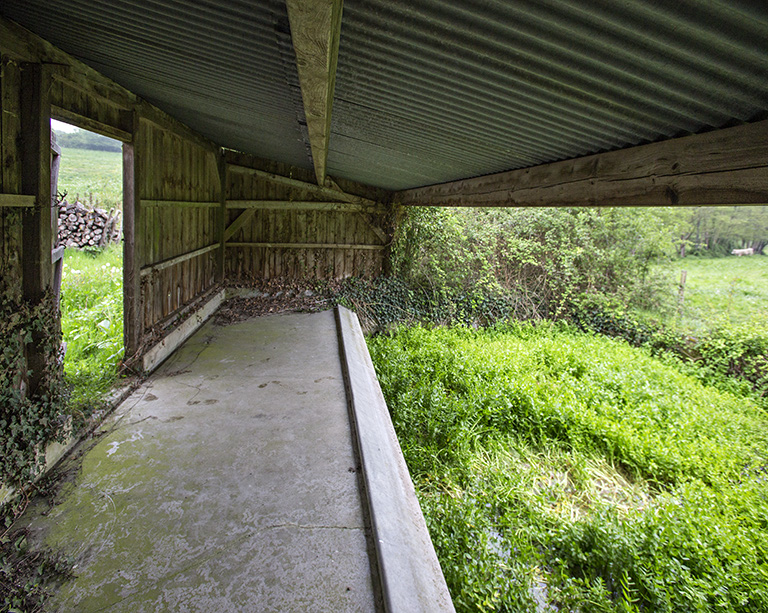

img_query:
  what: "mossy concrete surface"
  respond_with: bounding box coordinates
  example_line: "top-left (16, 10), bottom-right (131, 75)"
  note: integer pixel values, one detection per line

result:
top-left (24, 311), bottom-right (377, 612)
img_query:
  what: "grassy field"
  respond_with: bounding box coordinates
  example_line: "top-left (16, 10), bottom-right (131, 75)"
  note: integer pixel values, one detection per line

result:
top-left (56, 146), bottom-right (123, 210)
top-left (369, 324), bottom-right (768, 612)
top-left (60, 245), bottom-right (123, 413)
top-left (662, 255), bottom-right (768, 330)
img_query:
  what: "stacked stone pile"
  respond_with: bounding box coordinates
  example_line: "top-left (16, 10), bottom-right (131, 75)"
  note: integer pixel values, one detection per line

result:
top-left (57, 200), bottom-right (122, 248)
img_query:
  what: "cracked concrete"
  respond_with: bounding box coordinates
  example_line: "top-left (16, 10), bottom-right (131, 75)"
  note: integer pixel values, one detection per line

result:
top-left (24, 311), bottom-right (378, 612)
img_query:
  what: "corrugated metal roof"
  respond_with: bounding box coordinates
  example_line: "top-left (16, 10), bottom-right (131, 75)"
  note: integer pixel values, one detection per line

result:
top-left (1, 0), bottom-right (313, 170)
top-left (3, 0), bottom-right (768, 190)
top-left (329, 0), bottom-right (768, 189)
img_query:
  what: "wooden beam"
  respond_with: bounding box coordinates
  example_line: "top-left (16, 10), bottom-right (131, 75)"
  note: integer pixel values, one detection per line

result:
top-left (285, 0), bottom-right (344, 185)
top-left (0, 194), bottom-right (35, 207)
top-left (20, 63), bottom-right (52, 302)
top-left (123, 113), bottom-right (141, 358)
top-left (225, 199), bottom-right (387, 213)
top-left (141, 199), bottom-right (220, 208)
top-left (227, 163), bottom-right (381, 207)
top-left (140, 243), bottom-right (220, 277)
top-left (51, 105), bottom-right (132, 143)
top-left (223, 209), bottom-right (256, 242)
top-left (227, 242), bottom-right (385, 250)
top-left (216, 151), bottom-right (226, 283)
top-left (396, 120), bottom-right (768, 208)
top-left (20, 62), bottom-right (52, 395)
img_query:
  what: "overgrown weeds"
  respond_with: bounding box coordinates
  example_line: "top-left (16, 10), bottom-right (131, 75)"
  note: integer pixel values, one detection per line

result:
top-left (369, 324), bottom-right (768, 611)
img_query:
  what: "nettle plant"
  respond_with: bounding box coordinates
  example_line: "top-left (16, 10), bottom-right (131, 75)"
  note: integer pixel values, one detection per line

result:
top-left (0, 284), bottom-right (68, 489)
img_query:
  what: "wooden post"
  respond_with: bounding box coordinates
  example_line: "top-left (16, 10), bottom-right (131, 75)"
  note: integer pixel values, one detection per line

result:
top-left (216, 151), bottom-right (226, 283)
top-left (20, 62), bottom-right (52, 302)
top-left (20, 62), bottom-right (52, 394)
top-left (678, 270), bottom-right (687, 314)
top-left (123, 113), bottom-right (142, 359)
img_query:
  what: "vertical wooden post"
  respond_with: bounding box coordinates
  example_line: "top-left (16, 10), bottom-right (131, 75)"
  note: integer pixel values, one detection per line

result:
top-left (20, 62), bottom-right (52, 394)
top-left (216, 150), bottom-right (226, 283)
top-left (123, 112), bottom-right (142, 359)
top-left (678, 270), bottom-right (687, 314)
top-left (20, 62), bottom-right (52, 302)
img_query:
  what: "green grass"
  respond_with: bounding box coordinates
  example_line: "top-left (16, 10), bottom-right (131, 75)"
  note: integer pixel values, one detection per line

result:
top-left (369, 324), bottom-right (768, 612)
top-left (661, 255), bottom-right (768, 331)
top-left (60, 245), bottom-right (123, 413)
top-left (56, 147), bottom-right (123, 211)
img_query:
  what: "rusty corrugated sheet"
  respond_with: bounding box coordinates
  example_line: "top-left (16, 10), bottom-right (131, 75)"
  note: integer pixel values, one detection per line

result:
top-left (3, 0), bottom-right (768, 190)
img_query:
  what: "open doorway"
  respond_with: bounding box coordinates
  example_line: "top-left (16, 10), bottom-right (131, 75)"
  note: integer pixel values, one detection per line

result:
top-left (51, 118), bottom-right (124, 413)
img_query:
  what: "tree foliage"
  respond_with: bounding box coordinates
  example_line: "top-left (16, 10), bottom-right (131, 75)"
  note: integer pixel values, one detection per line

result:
top-left (391, 206), bottom-right (674, 319)
top-left (52, 128), bottom-right (122, 152)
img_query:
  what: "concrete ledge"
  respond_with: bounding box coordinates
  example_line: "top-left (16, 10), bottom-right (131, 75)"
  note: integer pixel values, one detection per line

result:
top-left (336, 306), bottom-right (455, 612)
top-left (142, 288), bottom-right (225, 373)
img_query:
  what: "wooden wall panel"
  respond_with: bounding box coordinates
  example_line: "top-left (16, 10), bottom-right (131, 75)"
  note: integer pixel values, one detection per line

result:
top-left (0, 57), bottom-right (24, 299)
top-left (136, 119), bottom-right (221, 334)
top-left (224, 153), bottom-right (388, 281)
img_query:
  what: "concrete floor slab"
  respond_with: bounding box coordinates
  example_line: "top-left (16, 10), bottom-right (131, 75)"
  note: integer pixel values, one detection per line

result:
top-left (24, 311), bottom-right (377, 612)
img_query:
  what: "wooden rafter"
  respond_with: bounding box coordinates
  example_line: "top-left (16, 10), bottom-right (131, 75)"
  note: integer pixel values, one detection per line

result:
top-left (396, 120), bottom-right (768, 208)
top-left (227, 164), bottom-right (379, 207)
top-left (285, 0), bottom-right (344, 186)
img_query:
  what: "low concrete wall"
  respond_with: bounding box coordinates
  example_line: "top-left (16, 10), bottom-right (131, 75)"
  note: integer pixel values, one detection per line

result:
top-left (336, 306), bottom-right (455, 612)
top-left (142, 288), bottom-right (225, 372)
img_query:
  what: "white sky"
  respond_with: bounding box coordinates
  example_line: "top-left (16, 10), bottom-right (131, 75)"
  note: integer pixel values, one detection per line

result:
top-left (51, 119), bottom-right (78, 133)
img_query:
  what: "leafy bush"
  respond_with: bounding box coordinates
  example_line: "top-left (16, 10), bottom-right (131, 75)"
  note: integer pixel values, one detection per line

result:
top-left (369, 324), bottom-right (768, 612)
top-left (391, 207), bottom-right (674, 320)
top-left (571, 293), bottom-right (768, 409)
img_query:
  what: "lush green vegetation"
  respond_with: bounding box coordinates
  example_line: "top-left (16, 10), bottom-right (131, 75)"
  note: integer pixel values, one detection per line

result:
top-left (663, 255), bottom-right (768, 330)
top-left (55, 146), bottom-right (123, 210)
top-left (357, 205), bottom-right (768, 611)
top-left (369, 324), bottom-right (768, 612)
top-left (60, 245), bottom-right (124, 417)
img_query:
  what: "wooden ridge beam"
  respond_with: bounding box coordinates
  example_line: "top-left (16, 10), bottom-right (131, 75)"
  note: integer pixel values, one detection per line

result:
top-left (396, 120), bottom-right (768, 208)
top-left (285, 0), bottom-right (343, 186)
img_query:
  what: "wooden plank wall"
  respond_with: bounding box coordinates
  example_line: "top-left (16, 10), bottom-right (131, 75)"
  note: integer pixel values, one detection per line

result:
top-left (225, 154), bottom-right (389, 281)
top-left (0, 57), bottom-right (24, 300)
top-left (137, 119), bottom-right (221, 333)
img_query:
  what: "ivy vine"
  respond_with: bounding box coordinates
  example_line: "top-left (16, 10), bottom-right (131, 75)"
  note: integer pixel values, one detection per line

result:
top-left (0, 286), bottom-right (68, 489)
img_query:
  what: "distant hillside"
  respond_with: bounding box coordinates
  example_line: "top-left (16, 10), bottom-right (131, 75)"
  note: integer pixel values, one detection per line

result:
top-left (53, 128), bottom-right (122, 152)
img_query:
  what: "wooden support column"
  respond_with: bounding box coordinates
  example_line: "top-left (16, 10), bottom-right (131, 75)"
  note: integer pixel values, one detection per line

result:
top-left (20, 62), bottom-right (52, 301)
top-left (19, 62), bottom-right (52, 393)
top-left (123, 112), bottom-right (142, 359)
top-left (216, 151), bottom-right (226, 283)
top-left (285, 0), bottom-right (344, 186)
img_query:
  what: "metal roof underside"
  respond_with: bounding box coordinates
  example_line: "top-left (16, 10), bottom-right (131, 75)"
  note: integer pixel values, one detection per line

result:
top-left (3, 0), bottom-right (768, 191)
